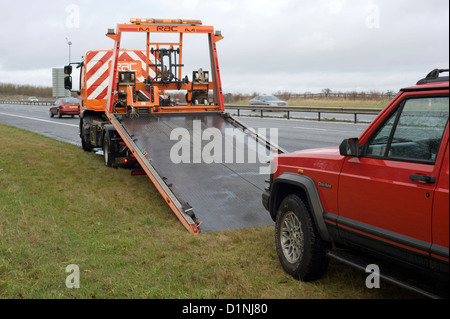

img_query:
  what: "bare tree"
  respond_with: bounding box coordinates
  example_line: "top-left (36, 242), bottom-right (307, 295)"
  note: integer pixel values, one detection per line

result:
top-left (321, 88), bottom-right (332, 97)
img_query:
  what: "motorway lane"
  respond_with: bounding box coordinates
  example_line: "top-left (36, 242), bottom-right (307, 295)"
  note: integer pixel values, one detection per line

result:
top-left (0, 103), bottom-right (80, 146)
top-left (0, 103), bottom-right (371, 152)
top-left (235, 116), bottom-right (369, 152)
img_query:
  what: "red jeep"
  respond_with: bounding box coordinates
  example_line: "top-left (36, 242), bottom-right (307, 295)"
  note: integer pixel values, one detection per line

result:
top-left (263, 69), bottom-right (449, 298)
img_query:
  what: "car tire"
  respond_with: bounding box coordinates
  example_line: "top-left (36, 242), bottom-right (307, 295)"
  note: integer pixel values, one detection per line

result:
top-left (50, 110), bottom-right (54, 118)
top-left (275, 194), bottom-right (330, 281)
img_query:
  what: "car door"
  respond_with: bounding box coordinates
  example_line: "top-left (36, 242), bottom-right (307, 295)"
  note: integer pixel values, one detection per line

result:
top-left (431, 142), bottom-right (449, 277)
top-left (337, 94), bottom-right (449, 269)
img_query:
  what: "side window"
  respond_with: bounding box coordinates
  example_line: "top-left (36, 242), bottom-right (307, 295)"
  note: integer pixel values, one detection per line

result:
top-left (366, 108), bottom-right (399, 156)
top-left (365, 96), bottom-right (449, 163)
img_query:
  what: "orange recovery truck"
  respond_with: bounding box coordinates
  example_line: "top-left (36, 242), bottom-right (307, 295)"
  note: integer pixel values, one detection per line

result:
top-left (64, 19), bottom-right (283, 234)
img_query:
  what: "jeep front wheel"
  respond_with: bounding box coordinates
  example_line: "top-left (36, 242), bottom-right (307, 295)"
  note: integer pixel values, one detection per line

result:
top-left (275, 194), bottom-right (330, 281)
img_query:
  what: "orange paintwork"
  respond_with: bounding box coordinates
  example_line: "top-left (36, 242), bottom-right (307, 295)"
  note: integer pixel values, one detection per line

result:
top-left (80, 20), bottom-right (224, 122)
top-left (77, 19), bottom-right (225, 235)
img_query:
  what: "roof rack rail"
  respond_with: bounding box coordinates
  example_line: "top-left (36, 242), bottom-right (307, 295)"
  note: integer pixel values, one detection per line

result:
top-left (416, 68), bottom-right (449, 85)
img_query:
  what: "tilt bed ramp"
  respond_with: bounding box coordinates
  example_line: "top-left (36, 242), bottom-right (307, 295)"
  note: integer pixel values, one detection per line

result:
top-left (63, 18), bottom-right (284, 234)
top-left (107, 111), bottom-right (284, 234)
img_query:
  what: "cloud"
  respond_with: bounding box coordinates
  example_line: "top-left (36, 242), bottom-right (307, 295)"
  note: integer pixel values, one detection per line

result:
top-left (0, 0), bottom-right (448, 93)
top-left (0, 68), bottom-right (53, 87)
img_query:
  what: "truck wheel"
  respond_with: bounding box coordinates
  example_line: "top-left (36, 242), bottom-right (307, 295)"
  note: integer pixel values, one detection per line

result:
top-left (103, 131), bottom-right (115, 167)
top-left (275, 194), bottom-right (330, 281)
top-left (81, 137), bottom-right (92, 152)
top-left (80, 116), bottom-right (93, 152)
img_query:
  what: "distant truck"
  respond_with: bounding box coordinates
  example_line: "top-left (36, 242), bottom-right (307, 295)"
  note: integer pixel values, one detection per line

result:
top-left (263, 69), bottom-right (449, 298)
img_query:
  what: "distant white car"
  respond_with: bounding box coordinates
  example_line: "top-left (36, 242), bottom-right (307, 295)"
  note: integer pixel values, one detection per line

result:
top-left (249, 95), bottom-right (288, 106)
top-left (28, 96), bottom-right (38, 102)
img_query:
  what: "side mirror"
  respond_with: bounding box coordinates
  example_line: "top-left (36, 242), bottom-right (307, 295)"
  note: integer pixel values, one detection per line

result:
top-left (64, 76), bottom-right (73, 90)
top-left (339, 138), bottom-right (360, 157)
top-left (64, 65), bottom-right (72, 75)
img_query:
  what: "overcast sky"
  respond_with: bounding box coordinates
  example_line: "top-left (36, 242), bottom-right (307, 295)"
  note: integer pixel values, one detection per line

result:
top-left (0, 0), bottom-right (448, 94)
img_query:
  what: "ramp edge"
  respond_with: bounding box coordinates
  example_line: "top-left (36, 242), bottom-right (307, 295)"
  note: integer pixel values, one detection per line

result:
top-left (108, 113), bottom-right (201, 235)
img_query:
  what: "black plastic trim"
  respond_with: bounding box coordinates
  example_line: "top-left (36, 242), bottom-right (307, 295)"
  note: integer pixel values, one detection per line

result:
top-left (431, 244), bottom-right (450, 260)
top-left (416, 68), bottom-right (449, 85)
top-left (401, 84), bottom-right (449, 92)
top-left (335, 213), bottom-right (431, 255)
top-left (327, 248), bottom-right (449, 299)
top-left (269, 173), bottom-right (331, 241)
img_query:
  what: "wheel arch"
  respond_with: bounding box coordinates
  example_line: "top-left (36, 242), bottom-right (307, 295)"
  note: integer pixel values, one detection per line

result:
top-left (270, 173), bottom-right (331, 242)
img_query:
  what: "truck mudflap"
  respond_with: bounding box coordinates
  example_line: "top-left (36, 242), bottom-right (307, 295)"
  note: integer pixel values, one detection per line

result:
top-left (108, 112), bottom-right (282, 234)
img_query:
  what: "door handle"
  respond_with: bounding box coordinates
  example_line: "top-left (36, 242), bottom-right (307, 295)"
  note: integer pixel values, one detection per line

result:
top-left (409, 174), bottom-right (436, 184)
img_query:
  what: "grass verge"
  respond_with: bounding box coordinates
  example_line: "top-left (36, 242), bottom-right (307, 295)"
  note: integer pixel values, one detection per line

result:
top-left (0, 124), bottom-right (420, 299)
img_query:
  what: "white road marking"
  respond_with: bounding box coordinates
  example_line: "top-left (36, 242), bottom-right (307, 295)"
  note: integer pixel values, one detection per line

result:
top-left (0, 112), bottom-right (78, 128)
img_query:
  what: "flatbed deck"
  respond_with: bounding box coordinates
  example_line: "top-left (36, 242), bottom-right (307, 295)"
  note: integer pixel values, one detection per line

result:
top-left (115, 112), bottom-right (279, 232)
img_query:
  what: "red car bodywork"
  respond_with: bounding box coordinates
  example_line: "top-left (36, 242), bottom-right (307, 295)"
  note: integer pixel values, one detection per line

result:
top-left (50, 98), bottom-right (80, 117)
top-left (264, 71), bottom-right (449, 289)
